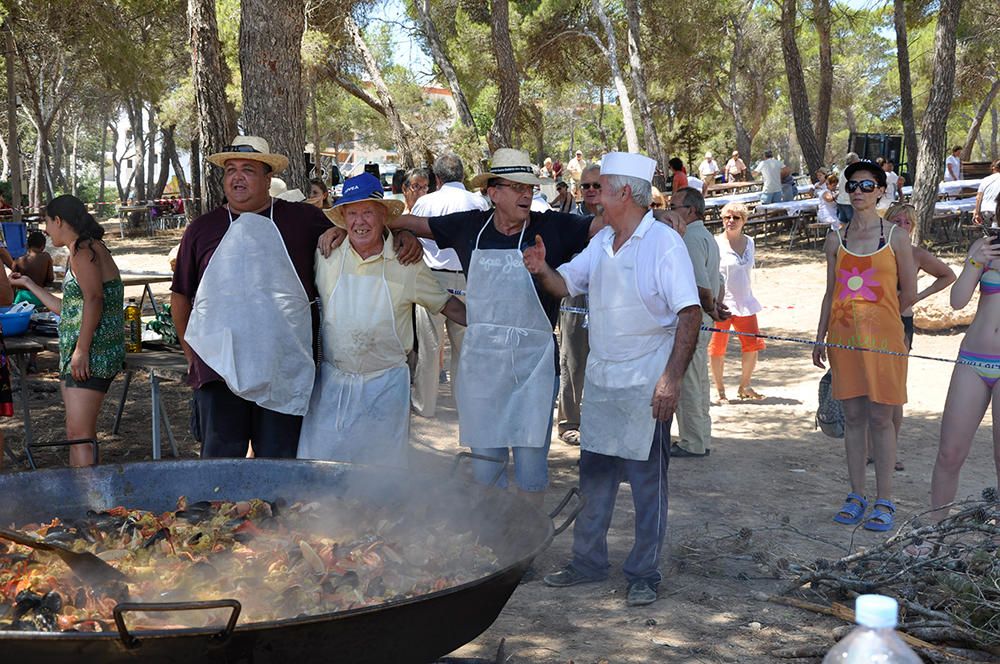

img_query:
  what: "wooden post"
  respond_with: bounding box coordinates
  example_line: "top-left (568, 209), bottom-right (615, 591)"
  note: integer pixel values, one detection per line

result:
top-left (5, 19), bottom-right (22, 223)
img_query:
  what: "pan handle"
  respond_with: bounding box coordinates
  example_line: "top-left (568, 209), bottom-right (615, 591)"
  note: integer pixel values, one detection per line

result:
top-left (113, 599), bottom-right (241, 649)
top-left (450, 451), bottom-right (508, 487)
top-left (549, 487), bottom-right (585, 536)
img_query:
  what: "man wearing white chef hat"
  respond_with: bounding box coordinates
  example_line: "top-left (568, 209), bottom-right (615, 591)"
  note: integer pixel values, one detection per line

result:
top-left (523, 151), bottom-right (702, 607)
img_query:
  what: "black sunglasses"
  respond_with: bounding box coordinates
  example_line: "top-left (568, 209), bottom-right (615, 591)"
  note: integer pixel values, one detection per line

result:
top-left (845, 179), bottom-right (879, 193)
top-left (221, 144), bottom-right (262, 154)
top-left (580, 182), bottom-right (601, 190)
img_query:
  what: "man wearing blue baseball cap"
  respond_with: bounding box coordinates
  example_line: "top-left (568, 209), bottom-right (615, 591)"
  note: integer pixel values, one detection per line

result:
top-left (297, 173), bottom-right (466, 466)
top-left (523, 151), bottom-right (702, 607)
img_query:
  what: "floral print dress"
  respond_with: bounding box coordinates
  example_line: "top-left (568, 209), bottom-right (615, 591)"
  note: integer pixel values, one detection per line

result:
top-left (826, 225), bottom-right (907, 405)
top-left (57, 268), bottom-right (126, 381)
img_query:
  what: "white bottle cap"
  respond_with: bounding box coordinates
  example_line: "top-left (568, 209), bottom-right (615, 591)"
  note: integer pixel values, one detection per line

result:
top-left (855, 594), bottom-right (898, 629)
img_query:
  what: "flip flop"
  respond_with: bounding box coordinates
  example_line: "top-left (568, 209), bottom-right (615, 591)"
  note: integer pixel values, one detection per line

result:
top-left (737, 387), bottom-right (765, 400)
top-left (833, 493), bottom-right (868, 525)
top-left (864, 499), bottom-right (897, 532)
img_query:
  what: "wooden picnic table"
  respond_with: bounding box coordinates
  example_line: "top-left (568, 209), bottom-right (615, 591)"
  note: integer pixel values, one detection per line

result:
top-left (706, 180), bottom-right (760, 196)
top-left (4, 334), bottom-right (54, 469)
top-left (54, 268), bottom-right (173, 316)
top-left (111, 344), bottom-right (188, 460)
top-left (118, 204), bottom-right (155, 238)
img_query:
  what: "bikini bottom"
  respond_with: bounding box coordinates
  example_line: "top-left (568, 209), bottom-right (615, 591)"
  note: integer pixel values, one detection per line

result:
top-left (958, 350), bottom-right (1000, 389)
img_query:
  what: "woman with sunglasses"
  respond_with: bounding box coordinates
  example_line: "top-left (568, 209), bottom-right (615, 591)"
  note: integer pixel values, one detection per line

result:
top-left (927, 220), bottom-right (1000, 523)
top-left (709, 203), bottom-right (765, 403)
top-left (813, 161), bottom-right (916, 532)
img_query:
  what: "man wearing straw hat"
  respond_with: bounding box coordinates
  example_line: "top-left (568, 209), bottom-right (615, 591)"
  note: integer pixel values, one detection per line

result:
top-left (323, 148), bottom-right (603, 504)
top-left (297, 173), bottom-right (466, 466)
top-left (522, 151), bottom-right (702, 606)
top-left (171, 136), bottom-right (421, 459)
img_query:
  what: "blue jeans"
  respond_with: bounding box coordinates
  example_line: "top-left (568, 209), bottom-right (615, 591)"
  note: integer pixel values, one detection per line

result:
top-left (781, 182), bottom-right (797, 202)
top-left (760, 191), bottom-right (782, 205)
top-left (568, 420), bottom-right (671, 585)
top-left (471, 373), bottom-right (559, 492)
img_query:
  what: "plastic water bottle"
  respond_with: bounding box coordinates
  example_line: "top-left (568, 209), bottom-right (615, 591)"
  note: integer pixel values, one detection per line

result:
top-left (124, 298), bottom-right (142, 353)
top-left (823, 595), bottom-right (921, 663)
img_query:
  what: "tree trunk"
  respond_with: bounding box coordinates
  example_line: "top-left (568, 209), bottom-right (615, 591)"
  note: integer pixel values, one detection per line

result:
top-left (414, 0), bottom-right (477, 133)
top-left (487, 0), bottom-right (520, 152)
top-left (167, 131), bottom-right (190, 198)
top-left (126, 99), bottom-right (146, 201)
top-left (992, 106), bottom-right (999, 159)
top-left (190, 134), bottom-right (202, 215)
top-left (146, 106), bottom-right (158, 196)
top-left (591, 0), bottom-right (639, 153)
top-left (189, 0), bottom-right (237, 212)
top-left (240, 0), bottom-right (307, 188)
top-left (70, 120), bottom-right (80, 196)
top-left (894, 0), bottom-right (918, 179)
top-left (779, 0), bottom-right (823, 175)
top-left (342, 13), bottom-right (419, 168)
top-left (624, 0), bottom-right (663, 166)
top-left (109, 122), bottom-right (127, 202)
top-left (98, 109), bottom-right (109, 203)
top-left (961, 78), bottom-right (1000, 160)
top-left (912, 0), bottom-right (964, 243)
top-left (152, 125), bottom-right (173, 199)
top-left (310, 90), bottom-right (321, 180)
top-left (813, 0), bottom-right (833, 161)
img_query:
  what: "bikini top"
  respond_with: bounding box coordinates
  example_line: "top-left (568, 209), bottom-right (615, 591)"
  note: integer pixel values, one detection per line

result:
top-left (841, 217), bottom-right (886, 251)
top-left (981, 265), bottom-right (1000, 296)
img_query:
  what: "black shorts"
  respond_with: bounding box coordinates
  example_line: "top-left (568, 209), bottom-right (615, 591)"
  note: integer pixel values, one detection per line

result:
top-left (901, 315), bottom-right (914, 351)
top-left (62, 375), bottom-right (115, 393)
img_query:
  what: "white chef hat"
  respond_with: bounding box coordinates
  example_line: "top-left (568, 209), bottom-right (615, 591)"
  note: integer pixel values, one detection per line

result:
top-left (600, 152), bottom-right (657, 183)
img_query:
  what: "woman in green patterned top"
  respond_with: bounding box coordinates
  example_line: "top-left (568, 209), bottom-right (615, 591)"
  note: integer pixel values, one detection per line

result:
top-left (11, 195), bottom-right (124, 466)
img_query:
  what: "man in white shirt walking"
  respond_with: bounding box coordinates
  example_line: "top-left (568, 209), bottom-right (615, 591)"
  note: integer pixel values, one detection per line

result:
top-left (753, 150), bottom-right (784, 205)
top-left (410, 154), bottom-right (490, 417)
top-left (944, 146), bottom-right (962, 182)
top-left (698, 151), bottom-right (719, 186)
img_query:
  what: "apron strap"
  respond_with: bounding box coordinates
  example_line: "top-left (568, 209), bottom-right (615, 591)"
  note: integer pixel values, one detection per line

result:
top-left (474, 212), bottom-right (530, 251)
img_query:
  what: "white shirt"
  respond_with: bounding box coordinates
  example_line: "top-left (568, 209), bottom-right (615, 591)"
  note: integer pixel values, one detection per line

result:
top-left (755, 159), bottom-right (784, 193)
top-left (815, 183), bottom-right (839, 225)
top-left (531, 193), bottom-right (551, 212)
top-left (698, 159), bottom-right (719, 178)
top-left (686, 175), bottom-right (704, 192)
top-left (410, 181), bottom-right (491, 271)
top-left (944, 154), bottom-right (962, 181)
top-left (978, 172), bottom-right (1000, 214)
top-left (715, 234), bottom-right (761, 317)
top-left (884, 171), bottom-right (900, 202)
top-left (557, 213), bottom-right (700, 328)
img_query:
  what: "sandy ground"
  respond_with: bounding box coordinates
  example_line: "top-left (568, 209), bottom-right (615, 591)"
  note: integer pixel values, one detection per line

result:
top-left (2, 224), bottom-right (995, 663)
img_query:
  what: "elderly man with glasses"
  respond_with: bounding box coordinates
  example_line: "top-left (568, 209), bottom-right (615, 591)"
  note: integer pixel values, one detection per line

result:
top-left (521, 152), bottom-right (702, 606)
top-left (668, 187), bottom-right (730, 458)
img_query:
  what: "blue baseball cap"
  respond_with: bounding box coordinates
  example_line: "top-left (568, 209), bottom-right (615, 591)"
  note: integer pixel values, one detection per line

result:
top-left (325, 173), bottom-right (405, 228)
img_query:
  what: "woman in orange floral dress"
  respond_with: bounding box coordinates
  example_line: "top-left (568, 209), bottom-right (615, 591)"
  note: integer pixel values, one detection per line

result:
top-left (812, 161), bottom-right (916, 532)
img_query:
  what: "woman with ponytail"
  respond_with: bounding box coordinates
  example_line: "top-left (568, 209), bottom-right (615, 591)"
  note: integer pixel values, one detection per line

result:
top-left (11, 195), bottom-right (124, 466)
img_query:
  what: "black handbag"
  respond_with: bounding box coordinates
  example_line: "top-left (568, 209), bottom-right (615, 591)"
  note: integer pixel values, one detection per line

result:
top-left (816, 370), bottom-right (845, 438)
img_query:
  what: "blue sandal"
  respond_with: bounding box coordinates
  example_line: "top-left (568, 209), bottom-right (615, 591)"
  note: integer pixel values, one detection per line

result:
top-left (833, 493), bottom-right (868, 525)
top-left (864, 499), bottom-right (896, 532)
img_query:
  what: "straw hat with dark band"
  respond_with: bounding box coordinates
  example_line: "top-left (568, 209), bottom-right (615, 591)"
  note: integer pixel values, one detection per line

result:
top-left (470, 148), bottom-right (544, 189)
top-left (324, 173), bottom-right (405, 229)
top-left (207, 136), bottom-right (289, 174)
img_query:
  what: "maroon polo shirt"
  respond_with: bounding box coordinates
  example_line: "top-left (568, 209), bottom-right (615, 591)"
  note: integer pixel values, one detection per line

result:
top-left (170, 199), bottom-right (332, 389)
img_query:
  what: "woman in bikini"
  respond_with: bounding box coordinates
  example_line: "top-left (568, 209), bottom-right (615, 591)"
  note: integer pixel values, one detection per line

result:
top-left (928, 228), bottom-right (1000, 520)
top-left (813, 161), bottom-right (916, 532)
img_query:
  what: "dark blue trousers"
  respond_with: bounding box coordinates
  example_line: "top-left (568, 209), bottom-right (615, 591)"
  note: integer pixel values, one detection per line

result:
top-left (569, 420), bottom-right (670, 585)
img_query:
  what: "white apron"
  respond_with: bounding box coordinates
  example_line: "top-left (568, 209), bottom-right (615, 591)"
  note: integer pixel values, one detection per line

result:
top-left (184, 203), bottom-right (315, 416)
top-left (580, 230), bottom-right (674, 460)
top-left (297, 247), bottom-right (410, 466)
top-left (456, 216), bottom-right (555, 448)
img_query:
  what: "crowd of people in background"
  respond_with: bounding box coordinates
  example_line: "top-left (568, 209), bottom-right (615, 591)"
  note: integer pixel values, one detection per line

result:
top-left (1, 133), bottom-right (999, 609)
